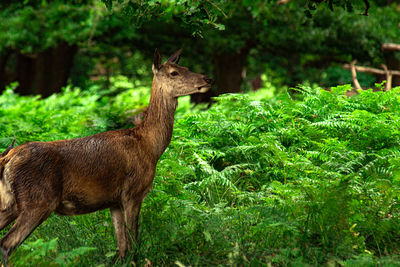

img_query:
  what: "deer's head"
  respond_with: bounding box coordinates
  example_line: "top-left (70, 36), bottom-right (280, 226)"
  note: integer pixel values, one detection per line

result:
top-left (152, 49), bottom-right (212, 97)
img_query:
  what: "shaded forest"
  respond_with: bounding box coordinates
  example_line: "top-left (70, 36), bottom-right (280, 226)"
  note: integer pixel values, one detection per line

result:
top-left (1, 0), bottom-right (399, 99)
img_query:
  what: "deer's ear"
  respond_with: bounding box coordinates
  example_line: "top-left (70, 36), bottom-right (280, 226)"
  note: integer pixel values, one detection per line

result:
top-left (153, 48), bottom-right (162, 71)
top-left (167, 48), bottom-right (183, 64)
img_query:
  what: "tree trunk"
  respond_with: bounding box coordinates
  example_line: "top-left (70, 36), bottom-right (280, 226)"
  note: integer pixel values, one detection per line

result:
top-left (0, 51), bottom-right (14, 90)
top-left (15, 43), bottom-right (78, 97)
top-left (191, 47), bottom-right (249, 103)
top-left (213, 49), bottom-right (249, 94)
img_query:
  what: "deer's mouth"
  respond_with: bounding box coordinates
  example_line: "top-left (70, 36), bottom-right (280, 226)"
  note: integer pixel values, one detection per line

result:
top-left (197, 84), bottom-right (211, 91)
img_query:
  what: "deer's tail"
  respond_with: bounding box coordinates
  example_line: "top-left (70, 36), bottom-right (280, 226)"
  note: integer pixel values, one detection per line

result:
top-left (0, 139), bottom-right (16, 211)
top-left (1, 139), bottom-right (15, 158)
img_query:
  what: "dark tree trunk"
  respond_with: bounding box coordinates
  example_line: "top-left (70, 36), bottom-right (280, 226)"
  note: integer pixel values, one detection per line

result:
top-left (213, 48), bottom-right (249, 94)
top-left (0, 51), bottom-right (14, 90)
top-left (191, 47), bottom-right (250, 103)
top-left (15, 43), bottom-right (78, 97)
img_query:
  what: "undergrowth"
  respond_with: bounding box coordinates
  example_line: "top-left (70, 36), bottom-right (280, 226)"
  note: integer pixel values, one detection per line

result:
top-left (1, 80), bottom-right (400, 266)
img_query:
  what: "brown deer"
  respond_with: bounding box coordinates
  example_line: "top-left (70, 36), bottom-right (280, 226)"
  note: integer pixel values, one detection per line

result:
top-left (0, 49), bottom-right (212, 263)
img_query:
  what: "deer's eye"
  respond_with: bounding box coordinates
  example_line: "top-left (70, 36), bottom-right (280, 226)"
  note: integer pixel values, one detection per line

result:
top-left (170, 71), bottom-right (179, 76)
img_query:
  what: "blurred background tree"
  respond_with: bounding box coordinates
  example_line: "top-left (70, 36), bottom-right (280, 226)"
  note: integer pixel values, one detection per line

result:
top-left (0, 0), bottom-right (399, 99)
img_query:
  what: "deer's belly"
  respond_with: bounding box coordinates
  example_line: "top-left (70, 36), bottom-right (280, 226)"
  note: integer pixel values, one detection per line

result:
top-left (55, 197), bottom-right (116, 215)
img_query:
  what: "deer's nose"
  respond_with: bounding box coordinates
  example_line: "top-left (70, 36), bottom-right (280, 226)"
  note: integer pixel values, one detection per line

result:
top-left (204, 76), bottom-right (213, 84)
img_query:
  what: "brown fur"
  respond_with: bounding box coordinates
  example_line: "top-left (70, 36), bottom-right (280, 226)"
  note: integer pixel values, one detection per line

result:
top-left (0, 49), bottom-right (212, 264)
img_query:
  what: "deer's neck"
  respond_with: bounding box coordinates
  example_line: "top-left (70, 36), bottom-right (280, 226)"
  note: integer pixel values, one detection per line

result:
top-left (141, 77), bottom-right (177, 159)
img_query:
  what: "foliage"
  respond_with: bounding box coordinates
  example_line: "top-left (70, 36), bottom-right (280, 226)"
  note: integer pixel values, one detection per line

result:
top-left (0, 0), bottom-right (231, 55)
top-left (102, 0), bottom-right (230, 34)
top-left (150, 83), bottom-right (400, 265)
top-left (1, 81), bottom-right (400, 266)
top-left (0, 1), bottom-right (104, 54)
top-left (0, 83), bottom-right (108, 145)
top-left (11, 238), bottom-right (96, 267)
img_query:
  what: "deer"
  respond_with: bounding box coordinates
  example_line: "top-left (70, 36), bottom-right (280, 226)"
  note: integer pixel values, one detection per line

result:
top-left (0, 48), bottom-right (212, 264)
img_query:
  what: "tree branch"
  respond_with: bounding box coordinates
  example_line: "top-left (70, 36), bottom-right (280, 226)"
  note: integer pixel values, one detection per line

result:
top-left (381, 64), bottom-right (393, 91)
top-left (343, 64), bottom-right (400, 76)
top-left (362, 0), bottom-right (370, 16)
top-left (205, 0), bottom-right (228, 19)
top-left (382, 43), bottom-right (400, 52)
top-left (349, 60), bottom-right (362, 90)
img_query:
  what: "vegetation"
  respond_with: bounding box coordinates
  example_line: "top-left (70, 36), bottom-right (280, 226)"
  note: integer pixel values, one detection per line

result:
top-left (1, 79), bottom-right (400, 266)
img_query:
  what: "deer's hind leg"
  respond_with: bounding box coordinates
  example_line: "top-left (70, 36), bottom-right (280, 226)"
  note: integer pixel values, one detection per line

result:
top-left (0, 204), bottom-right (17, 232)
top-left (0, 200), bottom-right (56, 264)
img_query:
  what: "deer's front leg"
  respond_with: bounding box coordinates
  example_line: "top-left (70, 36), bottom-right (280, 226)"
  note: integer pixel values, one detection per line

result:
top-left (123, 201), bottom-right (142, 245)
top-left (111, 200), bottom-right (142, 261)
top-left (110, 207), bottom-right (128, 260)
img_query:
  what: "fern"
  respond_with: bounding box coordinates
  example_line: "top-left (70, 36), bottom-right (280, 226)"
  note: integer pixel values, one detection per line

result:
top-left (3, 83), bottom-right (400, 265)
